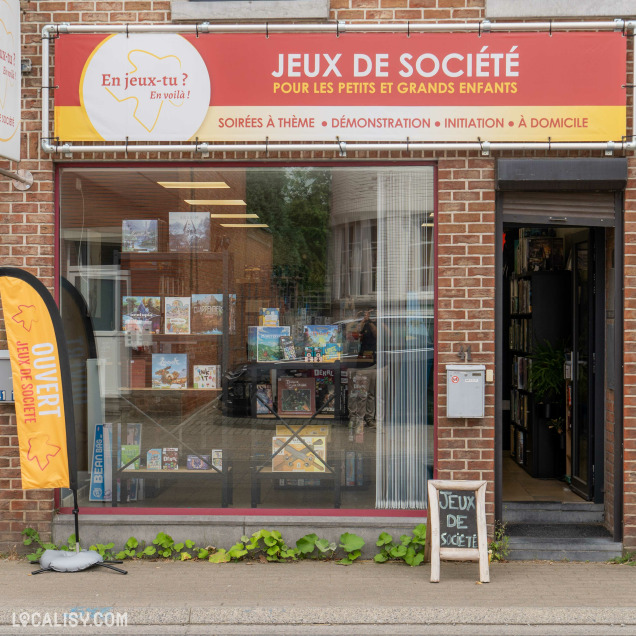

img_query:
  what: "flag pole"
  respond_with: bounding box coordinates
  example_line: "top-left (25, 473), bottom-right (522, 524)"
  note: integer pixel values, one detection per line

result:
top-left (73, 489), bottom-right (80, 553)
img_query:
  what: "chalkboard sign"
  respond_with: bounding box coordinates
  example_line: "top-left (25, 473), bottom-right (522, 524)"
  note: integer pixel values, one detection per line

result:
top-left (425, 480), bottom-right (489, 583)
top-left (438, 489), bottom-right (478, 549)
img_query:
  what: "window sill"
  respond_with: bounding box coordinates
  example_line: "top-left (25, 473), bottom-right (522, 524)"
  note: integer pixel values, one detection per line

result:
top-left (171, 0), bottom-right (330, 21)
top-left (486, 0), bottom-right (636, 18)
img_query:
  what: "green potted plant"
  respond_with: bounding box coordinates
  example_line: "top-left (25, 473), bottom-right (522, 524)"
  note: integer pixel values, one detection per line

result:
top-left (530, 340), bottom-right (565, 427)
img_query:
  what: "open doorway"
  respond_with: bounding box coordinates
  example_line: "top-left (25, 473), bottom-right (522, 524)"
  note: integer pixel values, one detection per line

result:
top-left (502, 224), bottom-right (605, 504)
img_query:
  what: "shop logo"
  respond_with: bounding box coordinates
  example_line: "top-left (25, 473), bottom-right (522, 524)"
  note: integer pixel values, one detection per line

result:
top-left (12, 304), bottom-right (37, 332)
top-left (81, 34), bottom-right (211, 142)
top-left (26, 434), bottom-right (61, 471)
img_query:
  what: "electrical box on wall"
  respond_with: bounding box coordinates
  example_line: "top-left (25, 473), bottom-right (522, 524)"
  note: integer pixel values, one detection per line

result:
top-left (0, 351), bottom-right (14, 402)
top-left (446, 364), bottom-right (486, 418)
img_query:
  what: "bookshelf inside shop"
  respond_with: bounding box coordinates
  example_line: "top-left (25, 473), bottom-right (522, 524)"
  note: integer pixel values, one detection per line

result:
top-left (101, 242), bottom-right (234, 506)
top-left (507, 230), bottom-right (571, 479)
top-left (222, 327), bottom-right (375, 507)
top-left (119, 250), bottom-right (232, 391)
top-left (112, 234), bottom-right (372, 507)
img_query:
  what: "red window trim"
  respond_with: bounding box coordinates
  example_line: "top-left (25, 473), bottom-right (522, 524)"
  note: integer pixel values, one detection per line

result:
top-left (54, 159), bottom-right (439, 517)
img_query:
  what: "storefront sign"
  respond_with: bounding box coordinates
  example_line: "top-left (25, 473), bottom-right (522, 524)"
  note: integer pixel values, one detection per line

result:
top-left (0, 1), bottom-right (21, 160)
top-left (426, 480), bottom-right (489, 583)
top-left (0, 268), bottom-right (76, 489)
top-left (54, 32), bottom-right (626, 144)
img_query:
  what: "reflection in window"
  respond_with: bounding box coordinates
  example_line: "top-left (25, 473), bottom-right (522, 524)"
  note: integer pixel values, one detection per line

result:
top-left (58, 165), bottom-right (435, 511)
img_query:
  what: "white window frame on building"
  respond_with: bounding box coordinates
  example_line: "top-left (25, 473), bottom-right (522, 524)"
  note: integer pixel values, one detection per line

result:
top-left (171, 0), bottom-right (330, 21)
top-left (486, 0), bottom-right (636, 18)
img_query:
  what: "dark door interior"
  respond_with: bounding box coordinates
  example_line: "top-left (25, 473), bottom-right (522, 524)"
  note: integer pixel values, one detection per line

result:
top-left (502, 224), bottom-right (604, 502)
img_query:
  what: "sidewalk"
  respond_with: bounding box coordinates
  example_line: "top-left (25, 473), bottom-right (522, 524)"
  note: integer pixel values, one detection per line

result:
top-left (1, 558), bottom-right (636, 634)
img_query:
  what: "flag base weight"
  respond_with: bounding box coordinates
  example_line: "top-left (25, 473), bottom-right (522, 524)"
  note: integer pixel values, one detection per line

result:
top-left (31, 549), bottom-right (127, 575)
top-left (31, 491), bottom-right (127, 575)
top-left (31, 559), bottom-right (127, 575)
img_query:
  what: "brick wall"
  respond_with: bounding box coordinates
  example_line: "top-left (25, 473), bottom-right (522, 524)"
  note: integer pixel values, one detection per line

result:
top-left (0, 0), bottom-right (493, 553)
top-left (435, 154), bottom-right (496, 529)
top-left (1, 0), bottom-right (632, 553)
top-left (330, 0), bottom-right (484, 22)
top-left (623, 161), bottom-right (636, 551)
top-left (0, 0), bottom-right (173, 555)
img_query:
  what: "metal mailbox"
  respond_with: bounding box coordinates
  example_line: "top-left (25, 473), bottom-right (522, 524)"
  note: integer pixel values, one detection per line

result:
top-left (446, 364), bottom-right (486, 418)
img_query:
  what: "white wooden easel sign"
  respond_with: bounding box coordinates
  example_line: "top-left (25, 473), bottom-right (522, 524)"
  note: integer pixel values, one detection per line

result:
top-left (425, 479), bottom-right (490, 583)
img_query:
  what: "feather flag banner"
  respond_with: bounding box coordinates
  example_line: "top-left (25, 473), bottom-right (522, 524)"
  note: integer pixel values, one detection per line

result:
top-left (0, 268), bottom-right (77, 489)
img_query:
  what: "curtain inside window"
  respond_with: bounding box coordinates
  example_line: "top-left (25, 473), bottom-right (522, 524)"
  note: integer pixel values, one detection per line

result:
top-left (376, 169), bottom-right (434, 509)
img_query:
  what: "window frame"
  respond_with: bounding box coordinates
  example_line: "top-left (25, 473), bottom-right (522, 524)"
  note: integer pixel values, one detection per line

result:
top-left (54, 158), bottom-right (439, 518)
top-left (170, 0), bottom-right (330, 21)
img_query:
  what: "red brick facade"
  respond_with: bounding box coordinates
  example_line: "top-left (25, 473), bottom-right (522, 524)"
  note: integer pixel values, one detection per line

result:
top-left (436, 155), bottom-right (496, 527)
top-left (0, 0), bottom-right (633, 553)
top-left (623, 164), bottom-right (636, 550)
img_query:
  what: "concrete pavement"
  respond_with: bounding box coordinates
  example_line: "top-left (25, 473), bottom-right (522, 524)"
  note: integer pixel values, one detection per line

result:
top-left (1, 558), bottom-right (636, 634)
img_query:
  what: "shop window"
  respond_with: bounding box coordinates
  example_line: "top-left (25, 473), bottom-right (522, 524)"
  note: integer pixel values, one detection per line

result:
top-left (58, 164), bottom-right (435, 512)
top-left (171, 0), bottom-right (330, 21)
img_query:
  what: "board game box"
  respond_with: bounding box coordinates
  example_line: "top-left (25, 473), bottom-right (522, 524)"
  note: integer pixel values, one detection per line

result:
top-left (152, 354), bottom-right (188, 389)
top-left (122, 296), bottom-right (161, 334)
top-left (122, 219), bottom-right (158, 253)
top-left (165, 296), bottom-right (191, 335)
top-left (168, 211), bottom-right (210, 252)
top-left (162, 448), bottom-right (179, 470)
top-left (191, 293), bottom-right (223, 334)
top-left (187, 455), bottom-right (211, 470)
top-left (304, 325), bottom-right (341, 362)
top-left (193, 364), bottom-right (221, 389)
top-left (272, 436), bottom-right (326, 473)
top-left (277, 376), bottom-right (316, 418)
top-left (146, 449), bottom-right (162, 470)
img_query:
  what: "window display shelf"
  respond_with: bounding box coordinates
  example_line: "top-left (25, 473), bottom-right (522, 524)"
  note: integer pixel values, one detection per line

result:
top-left (120, 332), bottom-right (224, 338)
top-left (254, 361), bottom-right (340, 369)
top-left (121, 251), bottom-right (225, 257)
top-left (113, 459), bottom-right (233, 507)
top-left (248, 360), bottom-right (343, 420)
top-left (255, 413), bottom-right (335, 419)
top-left (119, 468), bottom-right (220, 474)
top-left (121, 387), bottom-right (222, 391)
top-left (250, 464), bottom-right (341, 509)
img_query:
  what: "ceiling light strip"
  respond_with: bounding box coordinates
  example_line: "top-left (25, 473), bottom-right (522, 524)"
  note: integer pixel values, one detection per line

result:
top-left (220, 223), bottom-right (269, 228)
top-left (210, 214), bottom-right (259, 218)
top-left (186, 199), bottom-right (246, 206)
top-left (158, 182), bottom-right (229, 189)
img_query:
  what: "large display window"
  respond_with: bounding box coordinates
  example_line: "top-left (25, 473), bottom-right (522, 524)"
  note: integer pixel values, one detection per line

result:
top-left (58, 163), bottom-right (435, 511)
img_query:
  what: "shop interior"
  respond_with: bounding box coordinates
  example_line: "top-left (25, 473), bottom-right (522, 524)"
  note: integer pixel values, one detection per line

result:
top-left (501, 222), bottom-right (610, 505)
top-left (58, 165), bottom-right (435, 511)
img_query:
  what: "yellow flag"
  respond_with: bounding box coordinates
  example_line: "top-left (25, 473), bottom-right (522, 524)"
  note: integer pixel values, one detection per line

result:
top-left (0, 268), bottom-right (75, 489)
